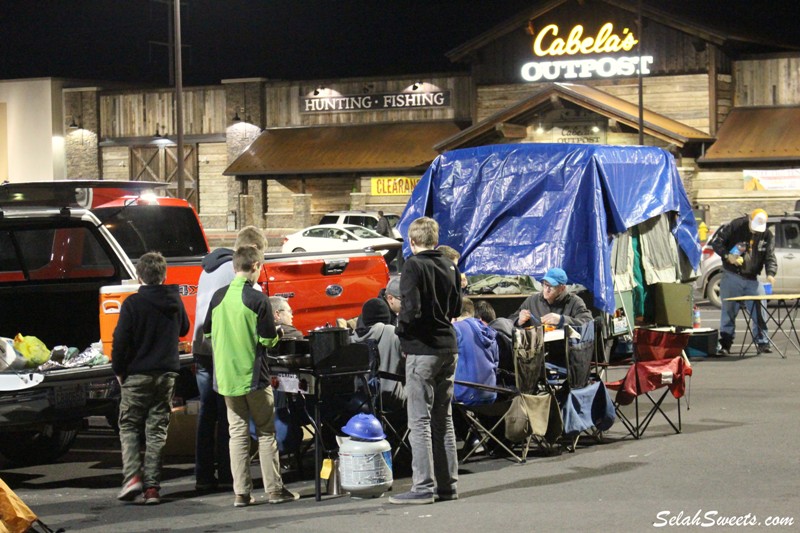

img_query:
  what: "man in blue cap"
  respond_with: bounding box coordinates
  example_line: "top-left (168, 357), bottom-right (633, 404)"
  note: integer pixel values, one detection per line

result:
top-left (509, 267), bottom-right (593, 328)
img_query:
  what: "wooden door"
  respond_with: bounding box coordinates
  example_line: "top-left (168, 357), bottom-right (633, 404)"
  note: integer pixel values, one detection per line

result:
top-left (129, 145), bottom-right (198, 210)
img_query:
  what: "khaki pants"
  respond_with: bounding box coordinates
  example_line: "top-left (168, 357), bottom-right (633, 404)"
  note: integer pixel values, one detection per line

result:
top-left (224, 387), bottom-right (283, 496)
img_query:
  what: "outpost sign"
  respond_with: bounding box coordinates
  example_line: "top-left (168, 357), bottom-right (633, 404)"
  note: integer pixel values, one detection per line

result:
top-left (520, 22), bottom-right (654, 82)
top-left (302, 90), bottom-right (451, 113)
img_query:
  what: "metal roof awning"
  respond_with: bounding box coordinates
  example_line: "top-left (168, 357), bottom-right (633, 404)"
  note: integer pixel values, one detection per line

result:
top-left (435, 83), bottom-right (714, 152)
top-left (224, 122), bottom-right (463, 176)
top-left (699, 106), bottom-right (800, 163)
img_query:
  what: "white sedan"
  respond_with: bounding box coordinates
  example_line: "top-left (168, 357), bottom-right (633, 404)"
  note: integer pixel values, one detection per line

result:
top-left (281, 224), bottom-right (400, 254)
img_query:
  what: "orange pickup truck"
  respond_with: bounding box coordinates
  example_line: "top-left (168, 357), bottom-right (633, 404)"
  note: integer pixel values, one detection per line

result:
top-left (0, 181), bottom-right (389, 465)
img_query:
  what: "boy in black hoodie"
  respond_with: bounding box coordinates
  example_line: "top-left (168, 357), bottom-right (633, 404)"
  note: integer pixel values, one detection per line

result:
top-left (113, 251), bottom-right (190, 505)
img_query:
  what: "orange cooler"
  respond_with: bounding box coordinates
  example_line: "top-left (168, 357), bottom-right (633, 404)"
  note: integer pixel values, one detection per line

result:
top-left (99, 284), bottom-right (140, 359)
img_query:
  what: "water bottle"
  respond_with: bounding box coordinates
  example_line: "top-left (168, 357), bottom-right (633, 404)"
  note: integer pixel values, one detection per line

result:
top-left (728, 242), bottom-right (746, 266)
top-left (692, 305), bottom-right (701, 329)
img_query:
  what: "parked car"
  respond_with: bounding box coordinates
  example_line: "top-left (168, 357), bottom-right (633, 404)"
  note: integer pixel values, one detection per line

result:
top-left (694, 214), bottom-right (800, 307)
top-left (282, 224), bottom-right (400, 254)
top-left (319, 210), bottom-right (402, 239)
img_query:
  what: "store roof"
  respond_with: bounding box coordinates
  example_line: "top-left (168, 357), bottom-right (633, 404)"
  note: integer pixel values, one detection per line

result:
top-left (699, 106), bottom-right (800, 163)
top-left (446, 0), bottom-right (794, 63)
top-left (434, 82), bottom-right (714, 152)
top-left (224, 122), bottom-right (462, 176)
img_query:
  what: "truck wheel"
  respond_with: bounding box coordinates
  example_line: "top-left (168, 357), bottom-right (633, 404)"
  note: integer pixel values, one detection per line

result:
top-left (706, 272), bottom-right (722, 308)
top-left (292, 247), bottom-right (306, 252)
top-left (0, 427), bottom-right (78, 466)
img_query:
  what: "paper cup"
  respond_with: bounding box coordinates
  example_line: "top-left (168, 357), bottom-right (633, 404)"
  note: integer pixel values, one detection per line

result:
top-left (762, 282), bottom-right (773, 295)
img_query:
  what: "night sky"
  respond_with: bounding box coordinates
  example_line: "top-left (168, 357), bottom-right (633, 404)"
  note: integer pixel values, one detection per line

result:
top-left (1, 0), bottom-right (798, 87)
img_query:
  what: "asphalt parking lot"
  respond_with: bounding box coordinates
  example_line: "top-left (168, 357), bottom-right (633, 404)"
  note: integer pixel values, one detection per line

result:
top-left (2, 304), bottom-right (798, 532)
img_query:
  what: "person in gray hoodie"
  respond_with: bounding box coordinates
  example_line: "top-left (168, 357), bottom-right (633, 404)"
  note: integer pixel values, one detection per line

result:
top-left (351, 298), bottom-right (405, 411)
top-left (192, 226), bottom-right (266, 492)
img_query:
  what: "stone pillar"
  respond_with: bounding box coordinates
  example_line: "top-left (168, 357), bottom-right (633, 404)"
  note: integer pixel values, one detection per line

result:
top-left (292, 194), bottom-right (312, 228)
top-left (238, 194), bottom-right (256, 229)
top-left (350, 192), bottom-right (368, 211)
top-left (64, 88), bottom-right (100, 179)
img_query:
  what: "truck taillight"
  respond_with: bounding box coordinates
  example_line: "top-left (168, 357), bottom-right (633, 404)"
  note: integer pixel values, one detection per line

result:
top-left (282, 237), bottom-right (288, 244)
top-left (702, 247), bottom-right (714, 260)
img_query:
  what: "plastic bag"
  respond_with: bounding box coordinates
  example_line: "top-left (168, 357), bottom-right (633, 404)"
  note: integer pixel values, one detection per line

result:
top-left (1, 336), bottom-right (29, 371)
top-left (13, 334), bottom-right (51, 367)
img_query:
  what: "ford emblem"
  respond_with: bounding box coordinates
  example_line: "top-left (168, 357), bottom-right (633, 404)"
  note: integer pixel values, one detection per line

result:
top-left (326, 284), bottom-right (343, 297)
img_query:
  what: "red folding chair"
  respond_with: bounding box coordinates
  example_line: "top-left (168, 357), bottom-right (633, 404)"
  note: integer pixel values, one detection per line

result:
top-left (605, 328), bottom-right (692, 439)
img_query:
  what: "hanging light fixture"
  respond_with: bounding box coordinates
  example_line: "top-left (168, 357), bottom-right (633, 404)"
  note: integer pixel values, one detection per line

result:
top-left (153, 123), bottom-right (162, 138)
top-left (69, 116), bottom-right (79, 129)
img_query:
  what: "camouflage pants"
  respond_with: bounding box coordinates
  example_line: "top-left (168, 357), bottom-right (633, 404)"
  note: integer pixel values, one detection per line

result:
top-left (118, 372), bottom-right (177, 489)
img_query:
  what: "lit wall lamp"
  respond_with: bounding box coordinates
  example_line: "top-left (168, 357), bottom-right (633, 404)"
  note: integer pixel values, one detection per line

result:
top-left (591, 124), bottom-right (600, 133)
top-left (535, 122), bottom-right (544, 134)
top-left (313, 86), bottom-right (324, 96)
top-left (153, 123), bottom-right (162, 138)
top-left (232, 108), bottom-right (242, 122)
top-left (69, 116), bottom-right (80, 129)
top-left (411, 81), bottom-right (421, 91)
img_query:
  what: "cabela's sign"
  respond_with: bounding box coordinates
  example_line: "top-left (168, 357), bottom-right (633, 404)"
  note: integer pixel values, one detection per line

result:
top-left (302, 90), bottom-right (451, 113)
top-left (521, 22), bottom-right (654, 82)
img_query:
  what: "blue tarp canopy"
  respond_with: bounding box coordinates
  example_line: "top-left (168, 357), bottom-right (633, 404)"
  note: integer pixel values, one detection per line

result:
top-left (397, 143), bottom-right (700, 313)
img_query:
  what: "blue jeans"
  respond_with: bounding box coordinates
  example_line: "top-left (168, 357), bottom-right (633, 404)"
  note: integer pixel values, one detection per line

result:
top-left (405, 353), bottom-right (458, 496)
top-left (195, 357), bottom-right (232, 486)
top-left (719, 271), bottom-right (768, 347)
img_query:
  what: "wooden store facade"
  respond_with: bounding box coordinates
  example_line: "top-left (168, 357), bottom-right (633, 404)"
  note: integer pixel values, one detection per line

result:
top-left (59, 0), bottom-right (800, 234)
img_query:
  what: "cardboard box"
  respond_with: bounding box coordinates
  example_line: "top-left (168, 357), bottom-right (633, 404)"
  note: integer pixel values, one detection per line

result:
top-left (163, 407), bottom-right (197, 458)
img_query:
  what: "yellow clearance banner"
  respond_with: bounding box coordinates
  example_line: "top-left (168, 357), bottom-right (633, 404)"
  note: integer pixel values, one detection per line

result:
top-left (371, 177), bottom-right (421, 196)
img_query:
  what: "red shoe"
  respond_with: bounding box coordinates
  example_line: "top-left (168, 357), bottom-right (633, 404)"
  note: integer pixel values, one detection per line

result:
top-left (117, 475), bottom-right (142, 501)
top-left (143, 487), bottom-right (161, 505)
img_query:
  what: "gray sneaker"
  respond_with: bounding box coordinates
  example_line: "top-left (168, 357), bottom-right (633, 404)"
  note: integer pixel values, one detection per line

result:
top-left (268, 487), bottom-right (299, 504)
top-left (388, 490), bottom-right (435, 505)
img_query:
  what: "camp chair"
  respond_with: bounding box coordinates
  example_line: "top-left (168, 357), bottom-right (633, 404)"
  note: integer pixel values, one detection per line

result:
top-left (546, 322), bottom-right (616, 452)
top-left (454, 326), bottom-right (564, 464)
top-left (605, 328), bottom-right (692, 439)
top-left (375, 369), bottom-right (410, 462)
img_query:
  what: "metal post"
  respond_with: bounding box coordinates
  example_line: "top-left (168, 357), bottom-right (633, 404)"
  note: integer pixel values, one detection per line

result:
top-left (174, 0), bottom-right (185, 199)
top-left (637, 0), bottom-right (644, 146)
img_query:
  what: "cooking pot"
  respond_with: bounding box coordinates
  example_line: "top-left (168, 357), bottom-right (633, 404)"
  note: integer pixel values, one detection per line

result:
top-left (308, 327), bottom-right (350, 365)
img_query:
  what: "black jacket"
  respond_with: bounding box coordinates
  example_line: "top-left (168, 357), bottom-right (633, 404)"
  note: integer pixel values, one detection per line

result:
top-left (397, 249), bottom-right (462, 355)
top-left (711, 216), bottom-right (777, 279)
top-left (509, 291), bottom-right (593, 328)
top-left (112, 284), bottom-right (190, 378)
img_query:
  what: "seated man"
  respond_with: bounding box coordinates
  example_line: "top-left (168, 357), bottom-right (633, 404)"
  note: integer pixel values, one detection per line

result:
top-left (268, 296), bottom-right (307, 458)
top-left (354, 277), bottom-right (402, 331)
top-left (453, 298), bottom-right (500, 405)
top-left (474, 299), bottom-right (514, 377)
top-left (350, 298), bottom-right (405, 411)
top-left (509, 267), bottom-right (593, 329)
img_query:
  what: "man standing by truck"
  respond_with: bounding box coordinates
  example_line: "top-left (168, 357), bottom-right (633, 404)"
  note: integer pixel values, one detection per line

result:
top-left (192, 226), bottom-right (267, 492)
top-left (113, 252), bottom-right (190, 505)
top-left (711, 209), bottom-right (777, 355)
top-left (390, 217), bottom-right (462, 505)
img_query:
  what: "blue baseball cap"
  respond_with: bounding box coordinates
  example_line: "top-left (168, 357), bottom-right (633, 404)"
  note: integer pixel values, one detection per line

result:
top-left (541, 267), bottom-right (568, 286)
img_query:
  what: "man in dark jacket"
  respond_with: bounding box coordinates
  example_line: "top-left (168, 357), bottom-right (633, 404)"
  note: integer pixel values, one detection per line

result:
top-left (711, 209), bottom-right (777, 355)
top-left (113, 252), bottom-right (190, 505)
top-left (509, 267), bottom-right (593, 329)
top-left (390, 217), bottom-right (462, 505)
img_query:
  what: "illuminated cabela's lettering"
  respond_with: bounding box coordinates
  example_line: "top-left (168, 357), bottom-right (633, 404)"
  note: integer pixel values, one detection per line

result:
top-left (533, 23), bottom-right (638, 57)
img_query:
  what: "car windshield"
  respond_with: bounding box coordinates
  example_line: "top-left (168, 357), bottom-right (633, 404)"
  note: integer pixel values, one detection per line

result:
top-left (345, 226), bottom-right (383, 239)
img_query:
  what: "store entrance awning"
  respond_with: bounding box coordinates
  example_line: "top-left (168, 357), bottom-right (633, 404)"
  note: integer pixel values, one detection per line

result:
top-left (699, 106), bottom-right (800, 163)
top-left (435, 82), bottom-right (714, 152)
top-left (224, 122), bottom-right (463, 176)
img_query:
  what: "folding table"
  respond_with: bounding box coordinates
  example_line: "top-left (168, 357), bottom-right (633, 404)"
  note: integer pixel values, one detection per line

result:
top-left (724, 293), bottom-right (800, 358)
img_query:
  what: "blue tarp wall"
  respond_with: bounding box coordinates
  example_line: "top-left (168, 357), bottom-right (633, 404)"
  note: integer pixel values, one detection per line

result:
top-left (397, 143), bottom-right (700, 313)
